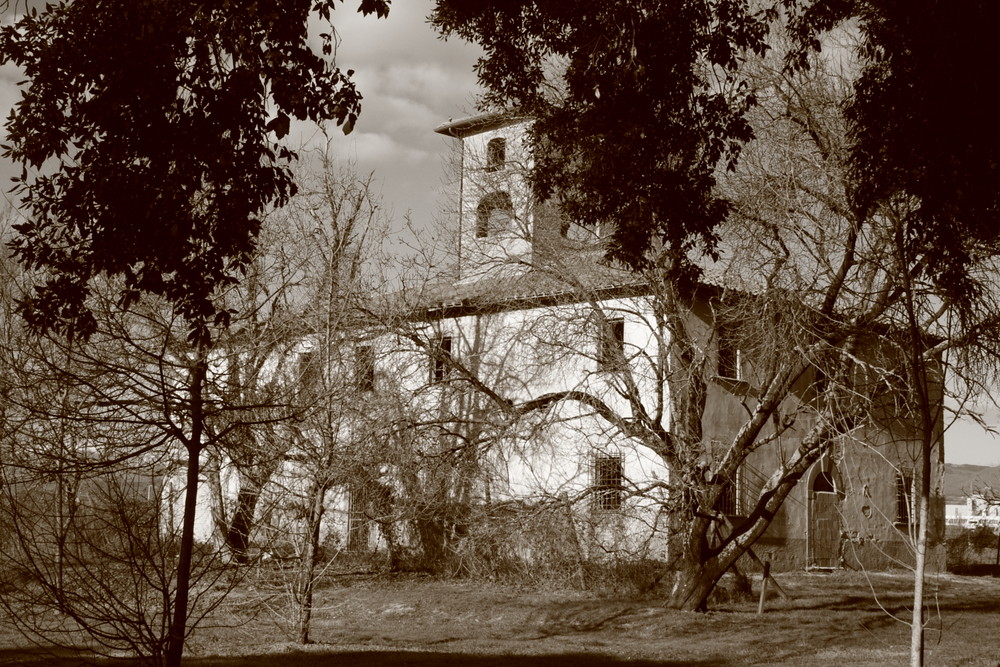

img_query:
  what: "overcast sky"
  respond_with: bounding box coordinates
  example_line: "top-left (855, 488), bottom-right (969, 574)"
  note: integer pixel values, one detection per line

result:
top-left (0, 2), bottom-right (997, 466)
top-left (302, 0), bottom-right (483, 236)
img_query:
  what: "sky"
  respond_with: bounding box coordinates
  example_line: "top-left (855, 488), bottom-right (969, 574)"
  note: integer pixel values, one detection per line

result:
top-left (292, 0), bottom-right (484, 237)
top-left (0, 2), bottom-right (997, 467)
top-left (0, 0), bottom-right (483, 237)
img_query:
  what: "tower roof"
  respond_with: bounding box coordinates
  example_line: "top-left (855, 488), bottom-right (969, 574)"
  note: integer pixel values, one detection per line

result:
top-left (434, 111), bottom-right (529, 138)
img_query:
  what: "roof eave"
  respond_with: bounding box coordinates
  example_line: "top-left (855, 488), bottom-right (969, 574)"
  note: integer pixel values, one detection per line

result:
top-left (434, 111), bottom-right (530, 138)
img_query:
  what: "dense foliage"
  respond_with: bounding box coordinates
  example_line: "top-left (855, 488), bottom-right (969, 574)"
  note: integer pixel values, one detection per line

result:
top-left (784, 0), bottom-right (1000, 307)
top-left (431, 0), bottom-right (771, 280)
top-left (1, 0), bottom-right (389, 343)
top-left (434, 0), bottom-right (1000, 304)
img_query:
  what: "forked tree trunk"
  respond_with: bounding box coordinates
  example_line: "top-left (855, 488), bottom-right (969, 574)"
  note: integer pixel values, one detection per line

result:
top-left (663, 437), bottom-right (834, 612)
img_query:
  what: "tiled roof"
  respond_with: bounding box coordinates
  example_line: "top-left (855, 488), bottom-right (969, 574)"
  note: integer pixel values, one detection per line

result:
top-left (398, 252), bottom-right (647, 319)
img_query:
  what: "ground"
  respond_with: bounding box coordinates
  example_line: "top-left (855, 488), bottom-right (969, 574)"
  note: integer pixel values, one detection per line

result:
top-left (2, 570), bottom-right (1000, 665)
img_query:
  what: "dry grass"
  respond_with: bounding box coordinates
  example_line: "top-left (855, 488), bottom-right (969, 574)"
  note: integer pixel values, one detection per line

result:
top-left (2, 570), bottom-right (1000, 665)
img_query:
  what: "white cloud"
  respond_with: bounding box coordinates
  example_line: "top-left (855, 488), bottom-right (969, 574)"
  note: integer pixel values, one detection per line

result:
top-left (0, 0), bottom-right (482, 240)
top-left (346, 131), bottom-right (429, 166)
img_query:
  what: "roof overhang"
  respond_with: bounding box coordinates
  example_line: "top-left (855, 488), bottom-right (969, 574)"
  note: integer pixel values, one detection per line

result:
top-left (434, 111), bottom-right (530, 138)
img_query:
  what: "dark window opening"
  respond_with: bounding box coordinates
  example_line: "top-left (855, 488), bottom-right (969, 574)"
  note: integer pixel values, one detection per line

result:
top-left (486, 137), bottom-right (506, 172)
top-left (431, 335), bottom-right (453, 383)
top-left (599, 317), bottom-right (625, 370)
top-left (717, 326), bottom-right (741, 380)
top-left (298, 350), bottom-right (322, 399)
top-left (814, 470), bottom-right (836, 494)
top-left (355, 345), bottom-right (375, 392)
top-left (896, 469), bottom-right (914, 526)
top-left (476, 191), bottom-right (514, 238)
top-left (717, 476), bottom-right (739, 515)
top-left (594, 454), bottom-right (624, 511)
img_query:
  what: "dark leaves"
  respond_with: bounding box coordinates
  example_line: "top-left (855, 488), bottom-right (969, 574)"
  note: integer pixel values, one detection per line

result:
top-left (787, 0), bottom-right (1000, 307)
top-left (431, 0), bottom-right (769, 276)
top-left (1, 0), bottom-right (389, 343)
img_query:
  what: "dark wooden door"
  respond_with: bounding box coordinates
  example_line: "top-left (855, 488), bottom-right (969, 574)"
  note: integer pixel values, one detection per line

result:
top-left (810, 491), bottom-right (840, 568)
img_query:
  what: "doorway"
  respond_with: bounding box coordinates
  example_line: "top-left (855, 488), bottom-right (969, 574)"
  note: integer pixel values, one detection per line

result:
top-left (808, 461), bottom-right (842, 569)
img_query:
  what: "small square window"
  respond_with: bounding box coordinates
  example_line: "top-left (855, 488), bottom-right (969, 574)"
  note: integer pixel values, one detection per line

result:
top-left (598, 317), bottom-right (625, 370)
top-left (594, 454), bottom-right (624, 511)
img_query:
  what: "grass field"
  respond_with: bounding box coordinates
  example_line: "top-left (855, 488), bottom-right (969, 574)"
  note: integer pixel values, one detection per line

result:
top-left (2, 569), bottom-right (999, 665)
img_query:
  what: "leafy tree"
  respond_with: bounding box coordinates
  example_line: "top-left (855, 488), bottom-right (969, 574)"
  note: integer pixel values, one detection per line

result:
top-left (783, 5), bottom-right (1000, 663)
top-left (786, 0), bottom-right (1000, 307)
top-left (0, 0), bottom-right (389, 344)
top-left (430, 0), bottom-right (770, 279)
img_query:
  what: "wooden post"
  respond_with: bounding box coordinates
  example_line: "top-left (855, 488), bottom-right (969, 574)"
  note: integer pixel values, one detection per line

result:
top-left (720, 516), bottom-right (790, 600)
top-left (757, 561), bottom-right (771, 615)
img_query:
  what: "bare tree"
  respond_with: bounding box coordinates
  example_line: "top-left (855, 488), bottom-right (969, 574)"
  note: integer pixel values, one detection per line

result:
top-left (389, 45), bottom-right (1000, 613)
top-left (199, 149), bottom-right (399, 644)
top-left (0, 227), bottom-right (303, 664)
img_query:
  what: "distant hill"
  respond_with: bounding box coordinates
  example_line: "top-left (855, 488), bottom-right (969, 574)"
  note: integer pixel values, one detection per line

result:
top-left (944, 463), bottom-right (1000, 500)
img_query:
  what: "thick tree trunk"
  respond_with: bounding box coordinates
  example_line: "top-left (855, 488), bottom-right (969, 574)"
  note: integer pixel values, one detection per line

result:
top-left (666, 558), bottom-right (727, 611)
top-left (226, 486), bottom-right (262, 564)
top-left (664, 430), bottom-right (835, 612)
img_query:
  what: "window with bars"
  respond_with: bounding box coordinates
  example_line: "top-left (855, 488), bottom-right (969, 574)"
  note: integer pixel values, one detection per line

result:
top-left (717, 475), bottom-right (739, 516)
top-left (355, 345), bottom-right (375, 392)
top-left (593, 454), bottom-right (624, 511)
top-left (347, 484), bottom-right (371, 552)
top-left (717, 326), bottom-right (742, 381)
top-left (896, 468), bottom-right (914, 526)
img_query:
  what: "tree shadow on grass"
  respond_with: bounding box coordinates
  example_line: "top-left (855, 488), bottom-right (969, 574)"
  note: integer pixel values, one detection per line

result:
top-left (184, 652), bottom-right (729, 667)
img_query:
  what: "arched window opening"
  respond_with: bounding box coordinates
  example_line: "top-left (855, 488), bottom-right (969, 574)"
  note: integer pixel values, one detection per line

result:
top-left (476, 191), bottom-right (514, 238)
top-left (486, 137), bottom-right (506, 172)
top-left (813, 471), bottom-right (836, 494)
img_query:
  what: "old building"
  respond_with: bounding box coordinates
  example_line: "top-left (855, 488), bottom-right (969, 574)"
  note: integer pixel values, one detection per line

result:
top-left (171, 111), bottom-right (945, 575)
top-left (383, 111), bottom-right (947, 572)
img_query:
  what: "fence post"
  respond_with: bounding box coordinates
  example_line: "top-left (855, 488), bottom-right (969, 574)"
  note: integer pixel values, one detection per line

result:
top-left (757, 561), bottom-right (771, 615)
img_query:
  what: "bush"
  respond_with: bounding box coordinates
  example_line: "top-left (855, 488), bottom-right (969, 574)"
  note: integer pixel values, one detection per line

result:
top-left (946, 526), bottom-right (1000, 574)
top-left (450, 501), bottom-right (666, 594)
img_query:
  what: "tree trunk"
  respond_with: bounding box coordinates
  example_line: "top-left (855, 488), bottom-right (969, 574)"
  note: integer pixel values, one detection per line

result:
top-left (226, 486), bottom-right (262, 564)
top-left (165, 444), bottom-right (201, 667)
top-left (166, 354), bottom-right (207, 667)
top-left (910, 427), bottom-right (933, 667)
top-left (297, 481), bottom-right (326, 644)
top-left (666, 557), bottom-right (727, 611)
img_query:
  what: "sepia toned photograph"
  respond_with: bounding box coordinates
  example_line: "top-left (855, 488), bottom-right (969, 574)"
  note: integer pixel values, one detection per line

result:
top-left (0, 1), bottom-right (997, 665)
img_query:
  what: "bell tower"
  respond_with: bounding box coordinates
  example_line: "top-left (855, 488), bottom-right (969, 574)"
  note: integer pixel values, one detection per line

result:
top-left (435, 112), bottom-right (534, 281)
